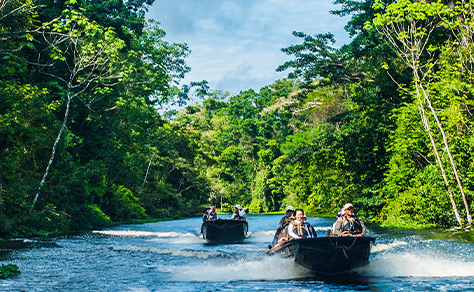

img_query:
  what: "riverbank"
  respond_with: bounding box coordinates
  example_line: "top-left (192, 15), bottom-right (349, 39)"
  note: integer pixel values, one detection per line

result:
top-left (0, 216), bottom-right (182, 239)
top-left (367, 222), bottom-right (473, 243)
top-left (423, 226), bottom-right (473, 242)
top-left (2, 213), bottom-right (472, 244)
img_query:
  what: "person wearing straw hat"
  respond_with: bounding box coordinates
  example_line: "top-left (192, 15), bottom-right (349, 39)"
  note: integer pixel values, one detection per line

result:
top-left (333, 203), bottom-right (366, 237)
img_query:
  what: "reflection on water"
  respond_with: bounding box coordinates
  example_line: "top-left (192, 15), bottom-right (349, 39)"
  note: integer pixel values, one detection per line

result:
top-left (0, 215), bottom-right (473, 291)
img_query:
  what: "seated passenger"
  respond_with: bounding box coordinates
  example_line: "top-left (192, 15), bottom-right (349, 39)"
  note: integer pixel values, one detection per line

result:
top-left (202, 207), bottom-right (210, 222)
top-left (277, 224), bottom-right (290, 244)
top-left (271, 206), bottom-right (294, 246)
top-left (277, 206), bottom-right (294, 230)
top-left (288, 209), bottom-right (311, 239)
top-left (208, 206), bottom-right (218, 220)
top-left (231, 204), bottom-right (246, 220)
top-left (302, 212), bottom-right (317, 238)
top-left (333, 203), bottom-right (366, 237)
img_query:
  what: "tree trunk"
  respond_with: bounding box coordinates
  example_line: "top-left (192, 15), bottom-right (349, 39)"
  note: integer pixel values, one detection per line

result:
top-left (139, 153), bottom-right (155, 194)
top-left (414, 78), bottom-right (463, 226)
top-left (31, 89), bottom-right (73, 211)
top-left (419, 83), bottom-right (472, 225)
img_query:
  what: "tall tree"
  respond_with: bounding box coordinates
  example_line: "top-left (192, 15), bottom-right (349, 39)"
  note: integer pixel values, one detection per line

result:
top-left (372, 0), bottom-right (472, 225)
top-left (30, 8), bottom-right (126, 210)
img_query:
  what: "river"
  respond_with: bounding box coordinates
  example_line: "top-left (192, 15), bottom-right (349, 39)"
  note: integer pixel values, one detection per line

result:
top-left (1, 215), bottom-right (473, 291)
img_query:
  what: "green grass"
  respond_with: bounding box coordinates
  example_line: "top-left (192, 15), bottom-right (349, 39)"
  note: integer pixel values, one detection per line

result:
top-left (427, 228), bottom-right (474, 243)
top-left (249, 211), bottom-right (285, 215)
top-left (126, 217), bottom-right (181, 224)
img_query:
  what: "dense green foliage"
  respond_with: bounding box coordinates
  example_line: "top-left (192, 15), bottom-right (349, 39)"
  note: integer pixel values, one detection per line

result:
top-left (0, 0), bottom-right (472, 237)
top-left (0, 0), bottom-right (209, 236)
top-left (171, 0), bottom-right (473, 228)
top-left (0, 263), bottom-right (21, 279)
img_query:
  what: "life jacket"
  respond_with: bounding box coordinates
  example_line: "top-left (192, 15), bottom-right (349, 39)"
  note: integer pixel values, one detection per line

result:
top-left (341, 215), bottom-right (363, 234)
top-left (292, 221), bottom-right (309, 237)
top-left (208, 211), bottom-right (217, 220)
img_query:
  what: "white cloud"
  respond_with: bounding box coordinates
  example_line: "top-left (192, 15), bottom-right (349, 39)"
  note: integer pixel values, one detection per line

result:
top-left (146, 0), bottom-right (350, 94)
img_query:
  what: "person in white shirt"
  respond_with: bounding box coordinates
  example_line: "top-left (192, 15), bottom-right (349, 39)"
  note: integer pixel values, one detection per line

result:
top-left (288, 209), bottom-right (311, 239)
top-left (231, 204), bottom-right (246, 220)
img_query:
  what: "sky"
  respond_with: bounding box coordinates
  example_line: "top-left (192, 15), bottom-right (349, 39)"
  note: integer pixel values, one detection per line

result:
top-left (146, 0), bottom-right (351, 95)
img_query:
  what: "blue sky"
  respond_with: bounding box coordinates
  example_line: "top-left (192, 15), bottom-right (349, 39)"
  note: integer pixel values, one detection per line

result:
top-left (146, 0), bottom-right (350, 94)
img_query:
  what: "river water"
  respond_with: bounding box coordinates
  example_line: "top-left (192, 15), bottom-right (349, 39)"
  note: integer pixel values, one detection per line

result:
top-left (1, 215), bottom-right (473, 291)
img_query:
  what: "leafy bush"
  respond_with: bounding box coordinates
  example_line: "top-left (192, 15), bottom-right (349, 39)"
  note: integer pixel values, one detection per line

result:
top-left (102, 185), bottom-right (147, 222)
top-left (0, 264), bottom-right (21, 279)
top-left (220, 202), bottom-right (233, 213)
top-left (138, 181), bottom-right (183, 218)
top-left (13, 204), bottom-right (71, 237)
top-left (68, 204), bottom-right (112, 231)
top-left (249, 199), bottom-right (263, 214)
top-left (380, 165), bottom-right (454, 228)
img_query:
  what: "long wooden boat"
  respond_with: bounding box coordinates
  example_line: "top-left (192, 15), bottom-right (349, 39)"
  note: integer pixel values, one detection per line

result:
top-left (201, 219), bottom-right (248, 244)
top-left (267, 236), bottom-right (375, 275)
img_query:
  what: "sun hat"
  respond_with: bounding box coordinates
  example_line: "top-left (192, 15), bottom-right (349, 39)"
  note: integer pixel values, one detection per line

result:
top-left (285, 206), bottom-right (294, 211)
top-left (343, 203), bottom-right (354, 210)
top-left (234, 204), bottom-right (241, 209)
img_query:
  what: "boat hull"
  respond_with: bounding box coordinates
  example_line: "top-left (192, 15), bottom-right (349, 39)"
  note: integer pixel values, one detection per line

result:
top-left (268, 236), bottom-right (375, 275)
top-left (201, 219), bottom-right (248, 244)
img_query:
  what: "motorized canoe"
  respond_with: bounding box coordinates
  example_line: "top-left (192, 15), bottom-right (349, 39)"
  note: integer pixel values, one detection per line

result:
top-left (267, 236), bottom-right (376, 275)
top-left (201, 219), bottom-right (248, 244)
